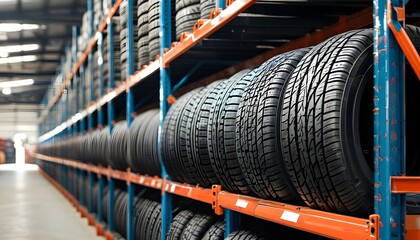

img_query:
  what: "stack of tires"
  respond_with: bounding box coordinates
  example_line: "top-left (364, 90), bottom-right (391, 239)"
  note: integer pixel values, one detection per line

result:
top-left (94, 0), bottom-right (104, 28)
top-left (110, 121), bottom-right (129, 171)
top-left (119, 0), bottom-right (139, 82)
top-left (103, 17), bottom-right (122, 88)
top-left (137, 0), bottom-right (149, 67)
top-left (148, 0), bottom-right (160, 61)
top-left (93, 50), bottom-right (101, 99)
top-left (161, 26), bottom-right (420, 217)
top-left (167, 208), bottom-right (224, 240)
top-left (175, 0), bottom-right (200, 40)
top-left (128, 109), bottom-right (162, 176)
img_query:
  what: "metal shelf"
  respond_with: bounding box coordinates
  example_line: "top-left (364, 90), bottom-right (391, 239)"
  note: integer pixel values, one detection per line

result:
top-left (36, 153), bottom-right (380, 240)
top-left (36, 0), bottom-right (420, 239)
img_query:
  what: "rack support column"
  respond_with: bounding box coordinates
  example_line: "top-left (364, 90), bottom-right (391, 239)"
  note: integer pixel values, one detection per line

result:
top-left (159, 0), bottom-right (173, 239)
top-left (373, 0), bottom-right (405, 239)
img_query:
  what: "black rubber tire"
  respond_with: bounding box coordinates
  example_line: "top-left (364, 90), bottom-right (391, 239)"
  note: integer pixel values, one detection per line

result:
top-left (176, 0), bottom-right (200, 12)
top-left (202, 218), bottom-right (225, 240)
top-left (110, 121), bottom-right (129, 171)
top-left (208, 70), bottom-right (253, 194)
top-left (407, 194), bottom-right (420, 214)
top-left (180, 212), bottom-right (218, 240)
top-left (137, 1), bottom-right (149, 17)
top-left (236, 49), bottom-right (310, 203)
top-left (200, 0), bottom-right (216, 19)
top-left (167, 209), bottom-right (195, 240)
top-left (184, 81), bottom-right (224, 187)
top-left (175, 4), bottom-right (200, 39)
top-left (161, 89), bottom-right (202, 183)
top-left (280, 29), bottom-right (375, 217)
top-left (226, 229), bottom-right (265, 240)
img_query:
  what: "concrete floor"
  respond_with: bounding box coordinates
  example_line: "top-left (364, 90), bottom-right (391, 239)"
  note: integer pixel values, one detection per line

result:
top-left (0, 164), bottom-right (102, 240)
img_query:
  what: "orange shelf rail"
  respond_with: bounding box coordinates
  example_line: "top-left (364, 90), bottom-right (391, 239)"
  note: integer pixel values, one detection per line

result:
top-left (391, 176), bottom-right (420, 193)
top-left (38, 0), bottom-right (124, 124)
top-left (162, 0), bottom-right (256, 67)
top-left (36, 153), bottom-right (383, 239)
top-left (216, 191), bottom-right (379, 240)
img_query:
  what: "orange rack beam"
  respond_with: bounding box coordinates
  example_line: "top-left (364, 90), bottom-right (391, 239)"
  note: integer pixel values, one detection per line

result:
top-left (391, 176), bottom-right (420, 193)
top-left (38, 0), bottom-right (124, 124)
top-left (216, 191), bottom-right (379, 240)
top-left (36, 154), bottom-right (381, 239)
top-left (162, 0), bottom-right (256, 67)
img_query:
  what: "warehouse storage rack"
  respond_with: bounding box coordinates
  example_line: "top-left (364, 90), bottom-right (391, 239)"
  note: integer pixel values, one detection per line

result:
top-left (35, 0), bottom-right (420, 239)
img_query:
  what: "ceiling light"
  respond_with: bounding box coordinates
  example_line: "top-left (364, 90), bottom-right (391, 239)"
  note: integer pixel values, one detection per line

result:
top-left (2, 88), bottom-right (11, 95)
top-left (0, 79), bottom-right (34, 88)
top-left (0, 23), bottom-right (40, 32)
top-left (0, 44), bottom-right (40, 58)
top-left (0, 55), bottom-right (36, 64)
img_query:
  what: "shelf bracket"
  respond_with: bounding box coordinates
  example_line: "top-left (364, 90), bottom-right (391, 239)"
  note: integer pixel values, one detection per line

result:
top-left (212, 185), bottom-right (223, 215)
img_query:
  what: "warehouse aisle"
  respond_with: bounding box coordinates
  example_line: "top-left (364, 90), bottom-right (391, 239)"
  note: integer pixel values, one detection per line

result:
top-left (0, 164), bottom-right (102, 240)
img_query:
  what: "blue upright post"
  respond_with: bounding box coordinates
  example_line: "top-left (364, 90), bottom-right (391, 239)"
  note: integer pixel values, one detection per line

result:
top-left (107, 10), bottom-right (116, 232)
top-left (98, 33), bottom-right (104, 127)
top-left (217, 0), bottom-right (226, 9)
top-left (72, 26), bottom-right (80, 135)
top-left (224, 209), bottom-right (240, 237)
top-left (159, 0), bottom-right (173, 238)
top-left (108, 173), bottom-right (115, 231)
top-left (126, 1), bottom-right (135, 239)
top-left (88, 0), bottom-right (94, 130)
top-left (373, 0), bottom-right (405, 239)
top-left (98, 174), bottom-right (104, 221)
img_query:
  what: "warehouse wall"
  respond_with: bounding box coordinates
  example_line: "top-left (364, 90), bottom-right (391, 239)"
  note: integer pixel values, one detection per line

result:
top-left (0, 104), bottom-right (40, 143)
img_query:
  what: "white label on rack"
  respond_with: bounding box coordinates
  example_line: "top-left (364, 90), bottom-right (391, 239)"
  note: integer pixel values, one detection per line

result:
top-left (139, 177), bottom-right (145, 184)
top-left (165, 184), bottom-right (169, 191)
top-left (280, 211), bottom-right (300, 223)
top-left (151, 180), bottom-right (156, 186)
top-left (235, 199), bottom-right (248, 208)
top-left (170, 184), bottom-right (176, 193)
top-left (157, 182), bottom-right (162, 188)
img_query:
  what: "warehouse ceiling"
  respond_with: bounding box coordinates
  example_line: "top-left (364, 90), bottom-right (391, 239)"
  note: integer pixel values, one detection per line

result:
top-left (0, 0), bottom-right (86, 105)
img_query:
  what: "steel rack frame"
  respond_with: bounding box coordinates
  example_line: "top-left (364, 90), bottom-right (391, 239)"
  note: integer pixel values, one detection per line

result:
top-left (36, 0), bottom-right (420, 239)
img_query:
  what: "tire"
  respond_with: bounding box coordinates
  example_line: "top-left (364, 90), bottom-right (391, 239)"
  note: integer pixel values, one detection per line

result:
top-left (236, 49), bottom-right (310, 203)
top-left (167, 209), bottom-right (195, 240)
top-left (184, 81), bottom-right (224, 187)
top-left (161, 89), bottom-right (202, 183)
top-left (280, 29), bottom-right (375, 216)
top-left (176, 0), bottom-right (200, 12)
top-left (208, 70), bottom-right (253, 194)
top-left (226, 229), bottom-right (265, 240)
top-left (200, 0), bottom-right (216, 19)
top-left (180, 213), bottom-right (218, 240)
top-left (175, 4), bottom-right (200, 39)
top-left (202, 219), bottom-right (225, 240)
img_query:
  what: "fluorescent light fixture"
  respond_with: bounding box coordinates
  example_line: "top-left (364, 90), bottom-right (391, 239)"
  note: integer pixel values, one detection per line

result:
top-left (2, 87), bottom-right (11, 95)
top-left (0, 44), bottom-right (39, 53)
top-left (0, 23), bottom-right (40, 32)
top-left (0, 79), bottom-right (34, 88)
top-left (0, 55), bottom-right (36, 64)
top-left (0, 44), bottom-right (40, 58)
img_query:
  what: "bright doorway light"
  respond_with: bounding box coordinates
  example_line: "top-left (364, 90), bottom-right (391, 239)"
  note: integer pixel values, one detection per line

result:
top-left (0, 23), bottom-right (39, 32)
top-left (0, 79), bottom-right (34, 88)
top-left (0, 55), bottom-right (36, 64)
top-left (2, 87), bottom-right (11, 95)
